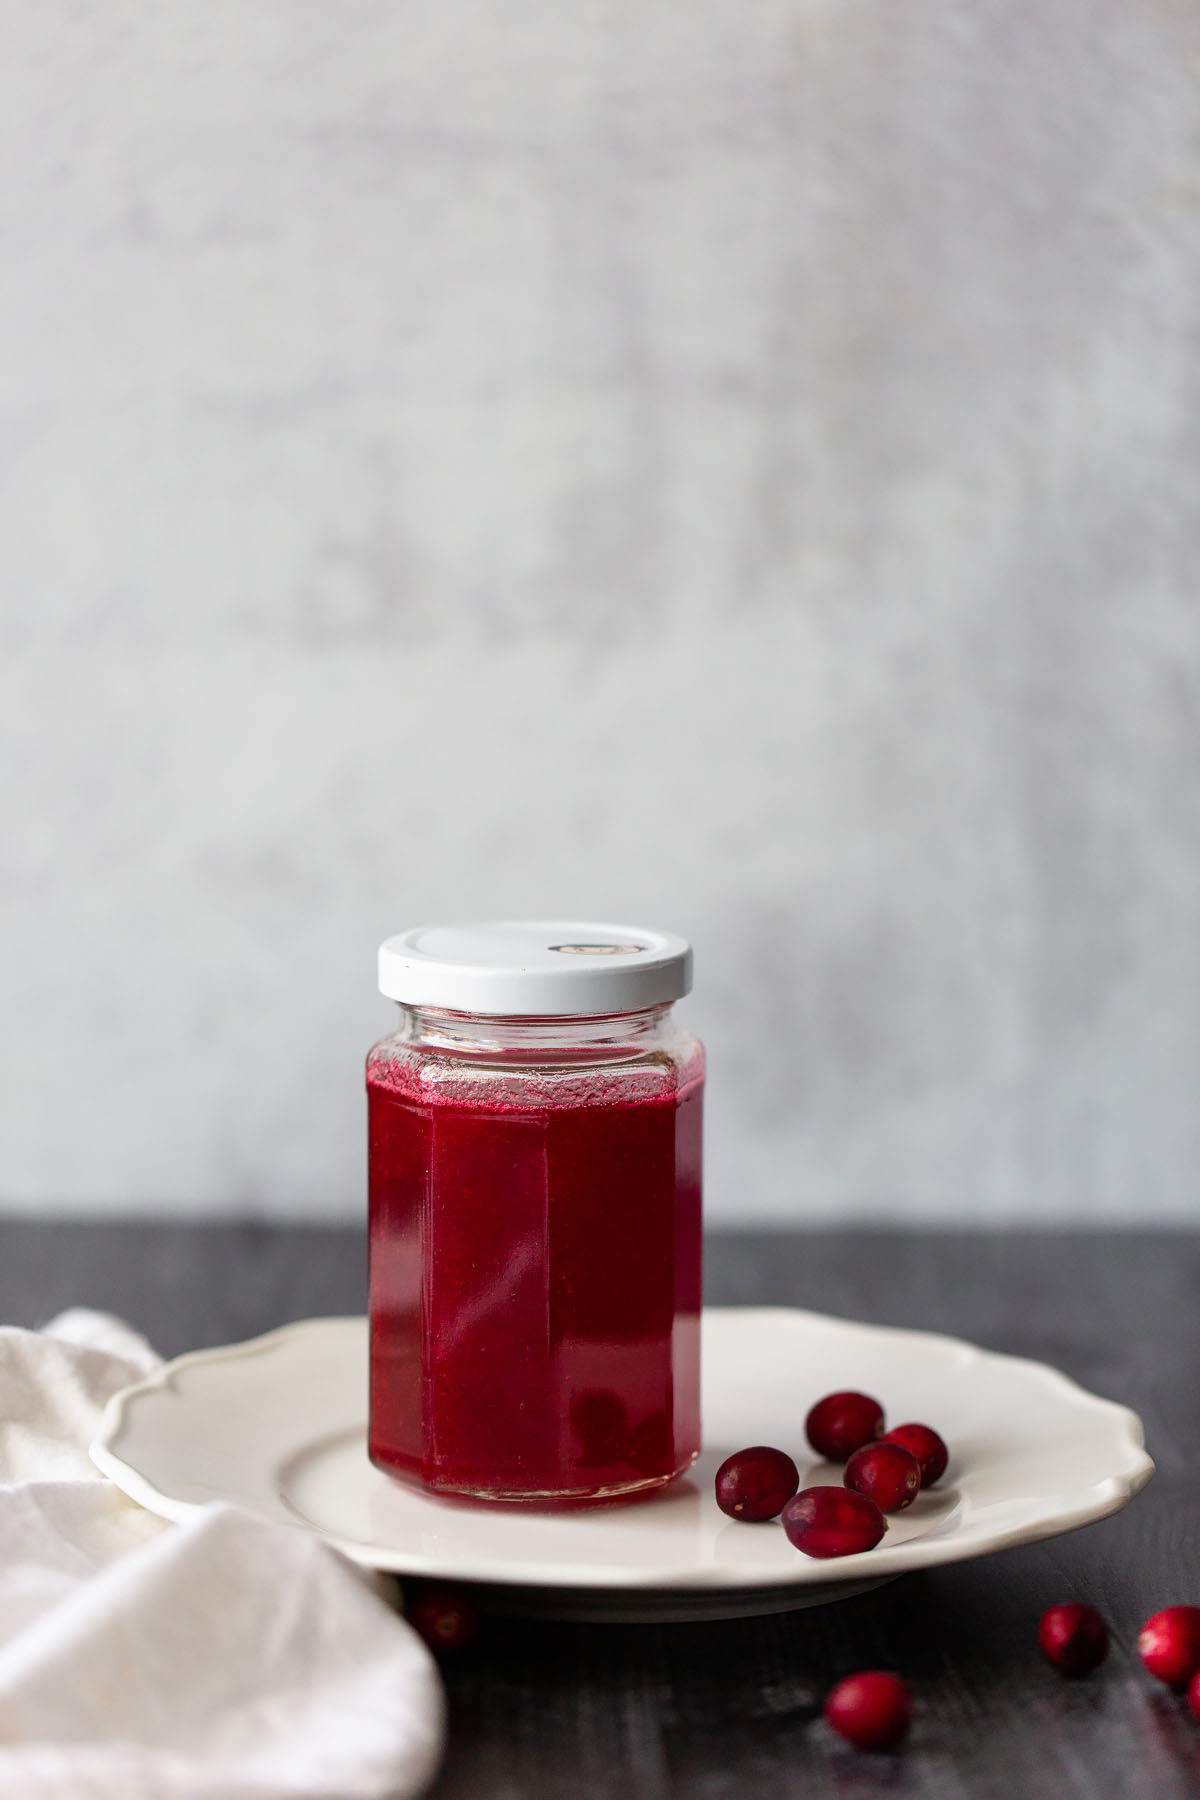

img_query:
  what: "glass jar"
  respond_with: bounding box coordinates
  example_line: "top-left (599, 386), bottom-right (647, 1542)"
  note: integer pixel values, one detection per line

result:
top-left (367, 921), bottom-right (704, 1506)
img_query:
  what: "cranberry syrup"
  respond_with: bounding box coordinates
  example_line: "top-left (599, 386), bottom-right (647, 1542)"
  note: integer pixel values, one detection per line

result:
top-left (367, 1029), bottom-right (703, 1505)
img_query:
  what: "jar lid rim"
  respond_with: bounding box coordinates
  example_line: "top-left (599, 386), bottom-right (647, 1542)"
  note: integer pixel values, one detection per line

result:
top-left (377, 920), bottom-right (692, 1015)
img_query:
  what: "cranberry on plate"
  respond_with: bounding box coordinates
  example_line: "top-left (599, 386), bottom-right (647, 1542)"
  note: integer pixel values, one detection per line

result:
top-left (844, 1441), bottom-right (921, 1514)
top-left (882, 1422), bottom-right (949, 1488)
top-left (805, 1391), bottom-right (885, 1462)
top-left (782, 1486), bottom-right (886, 1558)
top-left (714, 1446), bottom-right (800, 1522)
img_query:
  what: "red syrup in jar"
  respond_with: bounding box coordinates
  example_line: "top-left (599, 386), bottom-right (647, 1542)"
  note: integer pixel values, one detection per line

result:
top-left (368, 1050), bottom-right (703, 1505)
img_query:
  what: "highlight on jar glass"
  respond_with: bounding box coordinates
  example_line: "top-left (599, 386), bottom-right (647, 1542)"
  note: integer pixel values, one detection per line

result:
top-left (367, 921), bottom-right (705, 1507)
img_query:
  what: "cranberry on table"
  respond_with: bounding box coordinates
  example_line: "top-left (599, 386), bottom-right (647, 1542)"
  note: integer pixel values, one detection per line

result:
top-left (1187, 1668), bottom-right (1200, 1722)
top-left (714, 1445), bottom-right (800, 1521)
top-left (406, 1583), bottom-right (480, 1656)
top-left (782, 1485), bottom-right (886, 1558)
top-left (1138, 1605), bottom-right (1200, 1688)
top-left (882, 1422), bottom-right (949, 1488)
top-left (824, 1671), bottom-right (912, 1750)
top-left (1038, 1602), bottom-right (1110, 1677)
top-left (805, 1391), bottom-right (885, 1462)
top-left (844, 1441), bottom-right (921, 1514)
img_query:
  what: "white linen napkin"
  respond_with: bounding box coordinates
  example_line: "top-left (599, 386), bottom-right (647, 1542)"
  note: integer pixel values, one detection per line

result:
top-left (0, 1310), bottom-right (445, 1800)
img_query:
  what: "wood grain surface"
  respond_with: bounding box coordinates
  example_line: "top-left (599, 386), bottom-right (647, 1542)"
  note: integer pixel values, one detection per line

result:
top-left (2, 1224), bottom-right (1197, 1798)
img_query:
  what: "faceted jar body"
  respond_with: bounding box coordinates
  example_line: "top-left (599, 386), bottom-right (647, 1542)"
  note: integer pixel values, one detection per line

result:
top-left (367, 1004), bottom-right (704, 1505)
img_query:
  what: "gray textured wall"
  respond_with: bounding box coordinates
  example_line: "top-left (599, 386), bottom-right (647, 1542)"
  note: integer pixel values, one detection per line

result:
top-left (3, 2), bottom-right (1199, 1222)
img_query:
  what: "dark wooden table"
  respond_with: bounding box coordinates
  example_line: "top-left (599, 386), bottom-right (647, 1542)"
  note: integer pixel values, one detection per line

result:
top-left (2, 1222), bottom-right (1197, 1799)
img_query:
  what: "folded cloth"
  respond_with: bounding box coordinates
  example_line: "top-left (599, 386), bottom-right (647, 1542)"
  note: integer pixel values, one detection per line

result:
top-left (0, 1311), bottom-right (445, 1800)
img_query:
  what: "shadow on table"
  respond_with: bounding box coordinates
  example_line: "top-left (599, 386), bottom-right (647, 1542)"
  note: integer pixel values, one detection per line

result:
top-left (424, 1565), bottom-right (1048, 1798)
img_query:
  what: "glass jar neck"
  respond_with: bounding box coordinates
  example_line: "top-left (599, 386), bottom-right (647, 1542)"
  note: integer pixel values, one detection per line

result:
top-left (400, 1004), bottom-right (673, 1063)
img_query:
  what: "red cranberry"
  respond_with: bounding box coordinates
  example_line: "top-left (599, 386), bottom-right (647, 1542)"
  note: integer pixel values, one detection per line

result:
top-left (407, 1583), bottom-right (480, 1656)
top-left (805, 1391), bottom-right (885, 1461)
top-left (844, 1441), bottom-right (921, 1513)
top-left (882, 1422), bottom-right (949, 1488)
top-left (1187, 1668), bottom-right (1200, 1722)
top-left (715, 1445), bottom-right (800, 1522)
top-left (1038, 1602), bottom-right (1110, 1677)
top-left (1138, 1605), bottom-right (1200, 1688)
top-left (824, 1671), bottom-right (911, 1750)
top-left (782, 1485), bottom-right (886, 1558)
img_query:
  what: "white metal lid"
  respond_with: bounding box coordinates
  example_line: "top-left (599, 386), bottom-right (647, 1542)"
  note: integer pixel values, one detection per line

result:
top-left (377, 921), bottom-right (692, 1016)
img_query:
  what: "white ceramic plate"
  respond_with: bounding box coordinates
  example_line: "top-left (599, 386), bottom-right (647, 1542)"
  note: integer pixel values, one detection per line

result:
top-left (91, 1309), bottom-right (1153, 1622)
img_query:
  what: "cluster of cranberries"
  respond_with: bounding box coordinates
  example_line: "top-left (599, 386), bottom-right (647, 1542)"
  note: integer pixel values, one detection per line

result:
top-left (714, 1388), bottom-right (949, 1560)
top-left (798, 1601), bottom-right (1200, 1754)
top-left (402, 1584), bottom-right (1200, 1759)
